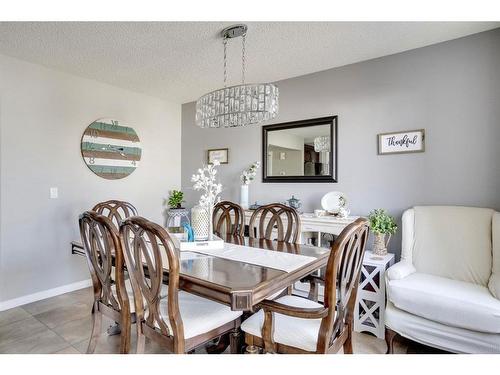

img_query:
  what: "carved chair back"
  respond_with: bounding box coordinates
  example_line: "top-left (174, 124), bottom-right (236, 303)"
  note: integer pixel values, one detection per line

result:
top-left (119, 216), bottom-right (186, 352)
top-left (79, 211), bottom-right (130, 315)
top-left (248, 203), bottom-right (301, 243)
top-left (318, 217), bottom-right (369, 352)
top-left (93, 200), bottom-right (138, 229)
top-left (212, 201), bottom-right (245, 237)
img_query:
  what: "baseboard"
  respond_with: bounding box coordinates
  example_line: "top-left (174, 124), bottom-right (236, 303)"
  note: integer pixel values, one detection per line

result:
top-left (0, 278), bottom-right (92, 311)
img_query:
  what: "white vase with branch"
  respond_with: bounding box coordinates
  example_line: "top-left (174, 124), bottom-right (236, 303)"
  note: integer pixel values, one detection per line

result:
top-left (239, 161), bottom-right (260, 210)
top-left (191, 160), bottom-right (223, 240)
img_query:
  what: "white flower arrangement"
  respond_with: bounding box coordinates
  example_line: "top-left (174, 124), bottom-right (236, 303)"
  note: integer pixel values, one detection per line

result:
top-left (240, 161), bottom-right (260, 185)
top-left (191, 160), bottom-right (223, 210)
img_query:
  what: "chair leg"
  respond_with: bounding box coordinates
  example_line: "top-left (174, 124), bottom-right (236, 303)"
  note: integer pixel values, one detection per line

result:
top-left (87, 302), bottom-right (102, 354)
top-left (119, 320), bottom-right (131, 354)
top-left (385, 327), bottom-right (398, 354)
top-left (343, 322), bottom-right (353, 354)
top-left (136, 322), bottom-right (146, 354)
top-left (245, 345), bottom-right (260, 354)
top-left (307, 280), bottom-right (318, 302)
top-left (244, 334), bottom-right (261, 354)
top-left (230, 328), bottom-right (241, 354)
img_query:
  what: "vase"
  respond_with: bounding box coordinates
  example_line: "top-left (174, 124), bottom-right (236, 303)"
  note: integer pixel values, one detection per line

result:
top-left (373, 233), bottom-right (391, 256)
top-left (165, 208), bottom-right (190, 228)
top-left (240, 184), bottom-right (249, 210)
top-left (191, 205), bottom-right (210, 241)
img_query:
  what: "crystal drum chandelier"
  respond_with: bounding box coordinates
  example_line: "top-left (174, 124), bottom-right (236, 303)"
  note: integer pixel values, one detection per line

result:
top-left (195, 24), bottom-right (279, 128)
top-left (314, 136), bottom-right (331, 152)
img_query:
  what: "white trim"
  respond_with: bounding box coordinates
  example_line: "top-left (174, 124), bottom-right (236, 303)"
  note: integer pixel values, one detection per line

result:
top-left (0, 279), bottom-right (92, 311)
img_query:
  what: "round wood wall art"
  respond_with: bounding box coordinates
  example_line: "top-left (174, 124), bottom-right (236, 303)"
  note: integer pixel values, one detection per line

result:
top-left (81, 118), bottom-right (142, 180)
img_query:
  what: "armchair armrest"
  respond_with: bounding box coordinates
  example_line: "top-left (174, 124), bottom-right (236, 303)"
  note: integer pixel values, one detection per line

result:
top-left (258, 299), bottom-right (329, 319)
top-left (386, 261), bottom-right (416, 281)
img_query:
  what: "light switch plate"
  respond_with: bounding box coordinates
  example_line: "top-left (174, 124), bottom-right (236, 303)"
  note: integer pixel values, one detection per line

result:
top-left (50, 187), bottom-right (58, 199)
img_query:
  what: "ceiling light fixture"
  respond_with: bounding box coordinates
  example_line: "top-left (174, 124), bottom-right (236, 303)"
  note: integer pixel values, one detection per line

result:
top-left (195, 24), bottom-right (279, 128)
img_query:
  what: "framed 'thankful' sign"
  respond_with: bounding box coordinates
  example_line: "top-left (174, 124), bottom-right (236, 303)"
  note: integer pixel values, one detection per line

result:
top-left (377, 129), bottom-right (425, 155)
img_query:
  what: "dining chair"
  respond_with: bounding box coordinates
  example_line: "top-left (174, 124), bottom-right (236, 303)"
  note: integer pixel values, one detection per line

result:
top-left (119, 216), bottom-right (243, 354)
top-left (248, 203), bottom-right (301, 243)
top-left (92, 200), bottom-right (138, 228)
top-left (241, 217), bottom-right (369, 354)
top-left (92, 200), bottom-right (138, 333)
top-left (79, 211), bottom-right (134, 354)
top-left (248, 203), bottom-right (302, 299)
top-left (213, 200), bottom-right (245, 238)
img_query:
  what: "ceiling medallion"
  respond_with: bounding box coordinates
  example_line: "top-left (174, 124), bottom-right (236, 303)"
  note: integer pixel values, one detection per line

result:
top-left (195, 24), bottom-right (279, 128)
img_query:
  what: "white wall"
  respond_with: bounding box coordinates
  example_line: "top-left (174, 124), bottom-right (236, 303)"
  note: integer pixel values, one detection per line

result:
top-left (0, 54), bottom-right (181, 303)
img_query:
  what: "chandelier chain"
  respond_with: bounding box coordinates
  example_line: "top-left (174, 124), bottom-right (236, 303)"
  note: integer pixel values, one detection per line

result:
top-left (242, 33), bottom-right (246, 84)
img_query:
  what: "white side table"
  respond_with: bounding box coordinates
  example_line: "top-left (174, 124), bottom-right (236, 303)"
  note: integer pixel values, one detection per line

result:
top-left (354, 251), bottom-right (395, 339)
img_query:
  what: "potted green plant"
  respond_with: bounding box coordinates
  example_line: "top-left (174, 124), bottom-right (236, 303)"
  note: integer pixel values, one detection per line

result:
top-left (368, 209), bottom-right (398, 256)
top-left (165, 190), bottom-right (190, 229)
top-left (168, 190), bottom-right (185, 209)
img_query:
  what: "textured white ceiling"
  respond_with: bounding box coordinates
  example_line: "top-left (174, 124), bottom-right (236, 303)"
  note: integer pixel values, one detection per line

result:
top-left (0, 22), bottom-right (498, 103)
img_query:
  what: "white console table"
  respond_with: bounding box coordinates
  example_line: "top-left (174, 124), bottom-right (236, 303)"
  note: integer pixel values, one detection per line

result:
top-left (241, 210), bottom-right (358, 245)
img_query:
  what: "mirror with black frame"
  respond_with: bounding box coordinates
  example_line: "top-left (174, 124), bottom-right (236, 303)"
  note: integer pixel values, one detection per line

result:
top-left (262, 116), bottom-right (337, 183)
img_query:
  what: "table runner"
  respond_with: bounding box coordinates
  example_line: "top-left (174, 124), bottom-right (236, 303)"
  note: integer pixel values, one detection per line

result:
top-left (190, 242), bottom-right (316, 273)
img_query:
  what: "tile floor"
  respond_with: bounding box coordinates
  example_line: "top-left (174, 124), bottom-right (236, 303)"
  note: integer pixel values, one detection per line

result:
top-left (0, 287), bottom-right (437, 354)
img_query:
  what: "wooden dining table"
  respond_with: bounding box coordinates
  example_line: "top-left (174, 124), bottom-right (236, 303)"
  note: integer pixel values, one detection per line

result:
top-left (71, 235), bottom-right (330, 312)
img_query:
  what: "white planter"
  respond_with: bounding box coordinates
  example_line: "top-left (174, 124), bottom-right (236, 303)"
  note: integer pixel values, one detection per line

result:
top-left (191, 205), bottom-right (210, 241)
top-left (240, 184), bottom-right (249, 210)
top-left (373, 233), bottom-right (391, 256)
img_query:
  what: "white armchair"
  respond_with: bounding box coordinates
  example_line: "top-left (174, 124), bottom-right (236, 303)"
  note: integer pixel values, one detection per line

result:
top-left (385, 206), bottom-right (500, 353)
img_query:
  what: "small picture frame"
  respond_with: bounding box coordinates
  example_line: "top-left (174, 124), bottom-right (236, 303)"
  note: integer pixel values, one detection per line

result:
top-left (377, 129), bottom-right (425, 155)
top-left (207, 148), bottom-right (229, 164)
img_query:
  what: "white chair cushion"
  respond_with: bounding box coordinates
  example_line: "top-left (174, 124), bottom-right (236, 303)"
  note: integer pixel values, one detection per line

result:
top-left (386, 301), bottom-right (500, 354)
top-left (159, 291), bottom-right (242, 339)
top-left (387, 272), bottom-right (500, 333)
top-left (241, 295), bottom-right (324, 352)
top-left (412, 206), bottom-right (493, 285)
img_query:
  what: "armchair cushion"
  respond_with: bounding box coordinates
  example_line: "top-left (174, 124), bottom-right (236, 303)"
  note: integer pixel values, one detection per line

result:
top-left (241, 295), bottom-right (324, 352)
top-left (412, 206), bottom-right (493, 286)
top-left (387, 272), bottom-right (500, 333)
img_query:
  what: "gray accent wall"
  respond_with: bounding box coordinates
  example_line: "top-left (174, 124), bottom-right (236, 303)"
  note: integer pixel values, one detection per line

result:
top-left (0, 54), bottom-right (181, 303)
top-left (181, 28), bottom-right (500, 256)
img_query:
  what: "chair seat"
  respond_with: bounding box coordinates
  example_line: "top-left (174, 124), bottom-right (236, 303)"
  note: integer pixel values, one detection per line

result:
top-left (159, 291), bottom-right (242, 339)
top-left (241, 295), bottom-right (324, 352)
top-left (387, 272), bottom-right (500, 333)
